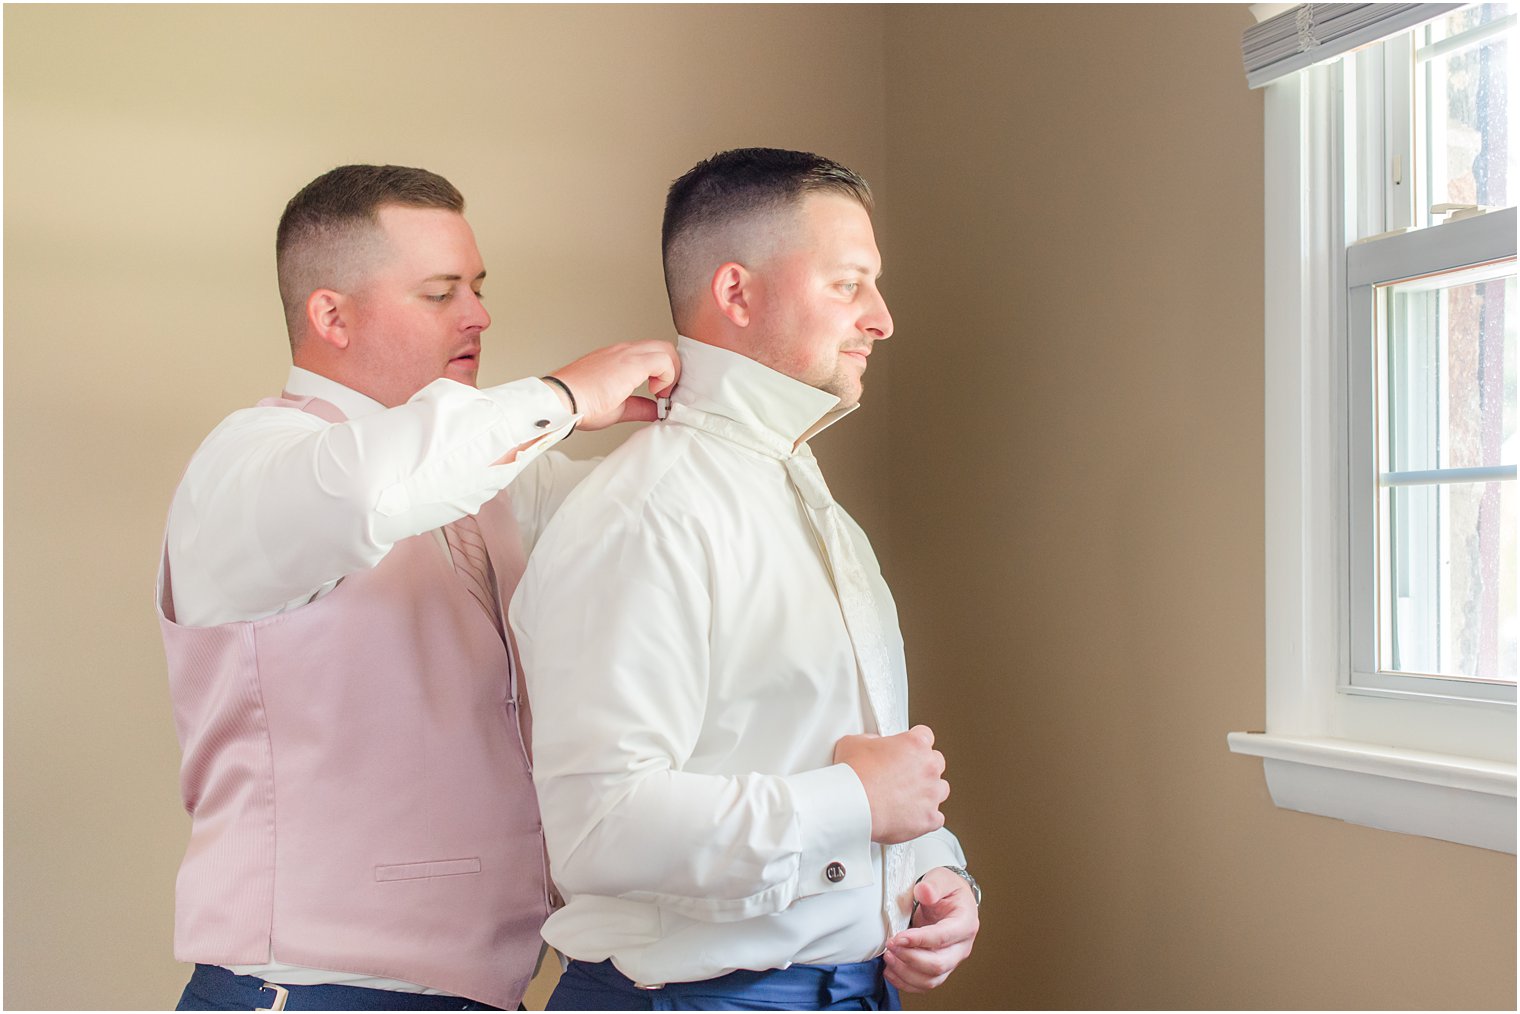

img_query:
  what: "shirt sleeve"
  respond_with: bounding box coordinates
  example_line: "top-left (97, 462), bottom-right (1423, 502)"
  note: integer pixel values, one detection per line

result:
top-left (167, 376), bottom-right (574, 627)
top-left (910, 827), bottom-right (967, 879)
top-left (508, 449), bottom-right (603, 557)
top-left (511, 498), bottom-right (873, 924)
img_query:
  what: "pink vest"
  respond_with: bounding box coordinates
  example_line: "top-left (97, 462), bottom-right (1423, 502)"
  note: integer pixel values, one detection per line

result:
top-left (158, 394), bottom-right (549, 1009)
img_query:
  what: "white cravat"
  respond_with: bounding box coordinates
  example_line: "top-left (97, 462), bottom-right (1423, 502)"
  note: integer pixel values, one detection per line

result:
top-left (782, 451), bottom-right (915, 936)
top-left (673, 402), bottom-right (916, 936)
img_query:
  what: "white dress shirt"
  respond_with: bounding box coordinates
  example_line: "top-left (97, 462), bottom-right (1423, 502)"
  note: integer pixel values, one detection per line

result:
top-left (511, 337), bottom-right (964, 988)
top-left (166, 366), bottom-right (582, 629)
top-left (164, 364), bottom-right (588, 990)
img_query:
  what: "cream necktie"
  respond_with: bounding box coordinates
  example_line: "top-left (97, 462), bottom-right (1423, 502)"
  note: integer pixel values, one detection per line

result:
top-left (666, 402), bottom-right (918, 934)
top-left (782, 450), bottom-right (916, 936)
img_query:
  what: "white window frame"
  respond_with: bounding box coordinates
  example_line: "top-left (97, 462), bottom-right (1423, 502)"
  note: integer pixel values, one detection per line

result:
top-left (1228, 29), bottom-right (1517, 853)
top-left (1348, 215), bottom-right (1517, 705)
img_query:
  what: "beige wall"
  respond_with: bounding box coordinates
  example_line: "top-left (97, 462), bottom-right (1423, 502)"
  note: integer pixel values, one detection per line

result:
top-left (3, 4), bottom-right (1513, 1011)
top-left (3, 5), bottom-right (886, 1009)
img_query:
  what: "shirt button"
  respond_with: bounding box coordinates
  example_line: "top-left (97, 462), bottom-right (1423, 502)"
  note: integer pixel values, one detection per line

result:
top-left (534, 418), bottom-right (551, 428)
top-left (825, 861), bottom-right (847, 883)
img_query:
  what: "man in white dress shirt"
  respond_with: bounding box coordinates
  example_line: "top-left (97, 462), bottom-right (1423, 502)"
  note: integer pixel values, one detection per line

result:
top-left (512, 148), bottom-right (979, 1010)
top-left (160, 164), bottom-right (679, 1010)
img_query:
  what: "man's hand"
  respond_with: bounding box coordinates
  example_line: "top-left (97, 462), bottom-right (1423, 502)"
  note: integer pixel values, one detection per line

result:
top-left (546, 340), bottom-right (680, 431)
top-left (883, 866), bottom-right (979, 993)
top-left (833, 725), bottom-right (948, 844)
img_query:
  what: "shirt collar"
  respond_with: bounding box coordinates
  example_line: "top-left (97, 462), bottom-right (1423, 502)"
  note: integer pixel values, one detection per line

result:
top-left (671, 336), bottom-right (857, 450)
top-left (283, 366), bottom-right (388, 420)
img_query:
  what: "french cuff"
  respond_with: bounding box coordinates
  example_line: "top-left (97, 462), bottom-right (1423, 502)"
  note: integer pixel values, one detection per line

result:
top-left (373, 378), bottom-right (578, 518)
top-left (490, 377), bottom-right (580, 450)
top-left (788, 763), bottom-right (874, 899)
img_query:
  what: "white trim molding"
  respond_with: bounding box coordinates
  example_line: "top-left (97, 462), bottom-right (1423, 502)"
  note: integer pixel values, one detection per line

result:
top-left (1228, 732), bottom-right (1516, 853)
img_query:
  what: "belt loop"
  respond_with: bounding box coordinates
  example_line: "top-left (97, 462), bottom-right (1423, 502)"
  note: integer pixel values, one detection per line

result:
top-left (256, 981), bottom-right (289, 1010)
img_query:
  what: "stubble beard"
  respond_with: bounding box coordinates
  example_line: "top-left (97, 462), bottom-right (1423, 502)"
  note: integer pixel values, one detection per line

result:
top-left (817, 358), bottom-right (864, 408)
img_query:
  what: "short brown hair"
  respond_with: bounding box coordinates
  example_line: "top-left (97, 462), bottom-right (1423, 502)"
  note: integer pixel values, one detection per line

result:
top-left (275, 164), bottom-right (464, 344)
top-left (661, 148), bottom-right (873, 333)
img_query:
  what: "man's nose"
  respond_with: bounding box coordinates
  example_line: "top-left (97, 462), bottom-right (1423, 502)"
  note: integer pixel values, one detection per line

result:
top-left (463, 291), bottom-right (491, 331)
top-left (863, 291), bottom-right (893, 340)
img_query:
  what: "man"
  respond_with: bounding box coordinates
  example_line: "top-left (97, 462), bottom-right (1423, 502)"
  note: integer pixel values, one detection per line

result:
top-left (512, 148), bottom-right (979, 1011)
top-left (158, 164), bottom-right (679, 1011)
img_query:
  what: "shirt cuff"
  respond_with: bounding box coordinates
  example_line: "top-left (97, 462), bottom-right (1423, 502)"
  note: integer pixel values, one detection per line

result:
top-left (910, 828), bottom-right (967, 880)
top-left (372, 378), bottom-right (578, 518)
top-left (482, 377), bottom-right (580, 450)
top-left (787, 763), bottom-right (874, 899)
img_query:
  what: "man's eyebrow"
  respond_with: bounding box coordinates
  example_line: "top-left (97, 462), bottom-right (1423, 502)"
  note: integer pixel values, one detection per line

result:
top-left (839, 263), bottom-right (881, 279)
top-left (423, 270), bottom-right (488, 283)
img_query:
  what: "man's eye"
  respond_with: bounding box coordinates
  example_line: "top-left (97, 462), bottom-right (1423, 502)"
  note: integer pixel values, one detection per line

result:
top-left (473, 290), bottom-right (485, 301)
top-left (839, 282), bottom-right (859, 294)
top-left (426, 293), bottom-right (450, 303)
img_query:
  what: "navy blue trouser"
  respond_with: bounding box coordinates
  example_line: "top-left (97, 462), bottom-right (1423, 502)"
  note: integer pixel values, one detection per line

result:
top-left (547, 957), bottom-right (901, 1011)
top-left (175, 963), bottom-right (505, 1010)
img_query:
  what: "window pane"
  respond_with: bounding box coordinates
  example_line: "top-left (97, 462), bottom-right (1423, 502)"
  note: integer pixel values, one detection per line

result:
top-left (1419, 3), bottom-right (1516, 223)
top-left (1382, 480), bottom-right (1515, 680)
top-left (1384, 268), bottom-right (1516, 471)
top-left (1377, 265), bottom-right (1517, 683)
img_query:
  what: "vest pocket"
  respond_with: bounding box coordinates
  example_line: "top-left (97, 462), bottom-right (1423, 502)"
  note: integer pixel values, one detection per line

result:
top-left (374, 857), bottom-right (482, 882)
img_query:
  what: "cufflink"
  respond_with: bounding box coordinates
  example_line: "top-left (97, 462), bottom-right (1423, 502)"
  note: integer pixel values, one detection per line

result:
top-left (656, 396), bottom-right (670, 421)
top-left (825, 861), bottom-right (847, 883)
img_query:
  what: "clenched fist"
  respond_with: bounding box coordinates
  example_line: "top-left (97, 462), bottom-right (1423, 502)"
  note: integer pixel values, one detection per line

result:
top-left (833, 725), bottom-right (949, 844)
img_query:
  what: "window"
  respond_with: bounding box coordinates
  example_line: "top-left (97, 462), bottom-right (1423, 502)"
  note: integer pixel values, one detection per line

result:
top-left (1230, 2), bottom-right (1517, 853)
top-left (1350, 226), bottom-right (1515, 704)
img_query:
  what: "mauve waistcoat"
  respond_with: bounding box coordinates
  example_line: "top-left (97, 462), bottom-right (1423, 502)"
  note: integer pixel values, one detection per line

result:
top-left (157, 394), bottom-right (549, 1009)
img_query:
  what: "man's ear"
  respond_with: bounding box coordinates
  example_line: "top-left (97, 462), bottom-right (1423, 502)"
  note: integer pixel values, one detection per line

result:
top-left (305, 289), bottom-right (351, 350)
top-left (710, 262), bottom-right (753, 328)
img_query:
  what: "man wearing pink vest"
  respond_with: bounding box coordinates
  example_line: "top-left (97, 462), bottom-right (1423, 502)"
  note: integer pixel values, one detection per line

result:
top-left (158, 164), bottom-right (679, 1010)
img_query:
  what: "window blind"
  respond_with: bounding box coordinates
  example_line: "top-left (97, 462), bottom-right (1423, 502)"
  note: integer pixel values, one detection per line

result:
top-left (1243, 3), bottom-right (1464, 88)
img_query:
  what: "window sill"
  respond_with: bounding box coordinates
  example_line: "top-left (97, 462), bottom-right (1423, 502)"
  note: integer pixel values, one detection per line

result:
top-left (1227, 732), bottom-right (1516, 854)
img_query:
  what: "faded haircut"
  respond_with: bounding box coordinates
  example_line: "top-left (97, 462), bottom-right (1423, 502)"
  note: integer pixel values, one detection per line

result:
top-left (275, 164), bottom-right (465, 346)
top-left (661, 148), bottom-right (873, 334)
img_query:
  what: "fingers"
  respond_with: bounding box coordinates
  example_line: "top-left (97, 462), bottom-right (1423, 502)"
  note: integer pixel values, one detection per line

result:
top-left (615, 396), bottom-right (659, 425)
top-left (885, 900), bottom-right (977, 995)
top-left (883, 959), bottom-right (918, 994)
top-left (550, 340), bottom-right (681, 432)
top-left (618, 340), bottom-right (681, 398)
top-left (645, 344), bottom-right (680, 395)
top-left (835, 727), bottom-right (949, 842)
top-left (913, 875), bottom-right (947, 910)
top-left (898, 890), bottom-right (979, 953)
top-left (893, 919), bottom-right (967, 952)
top-left (883, 945), bottom-right (955, 993)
